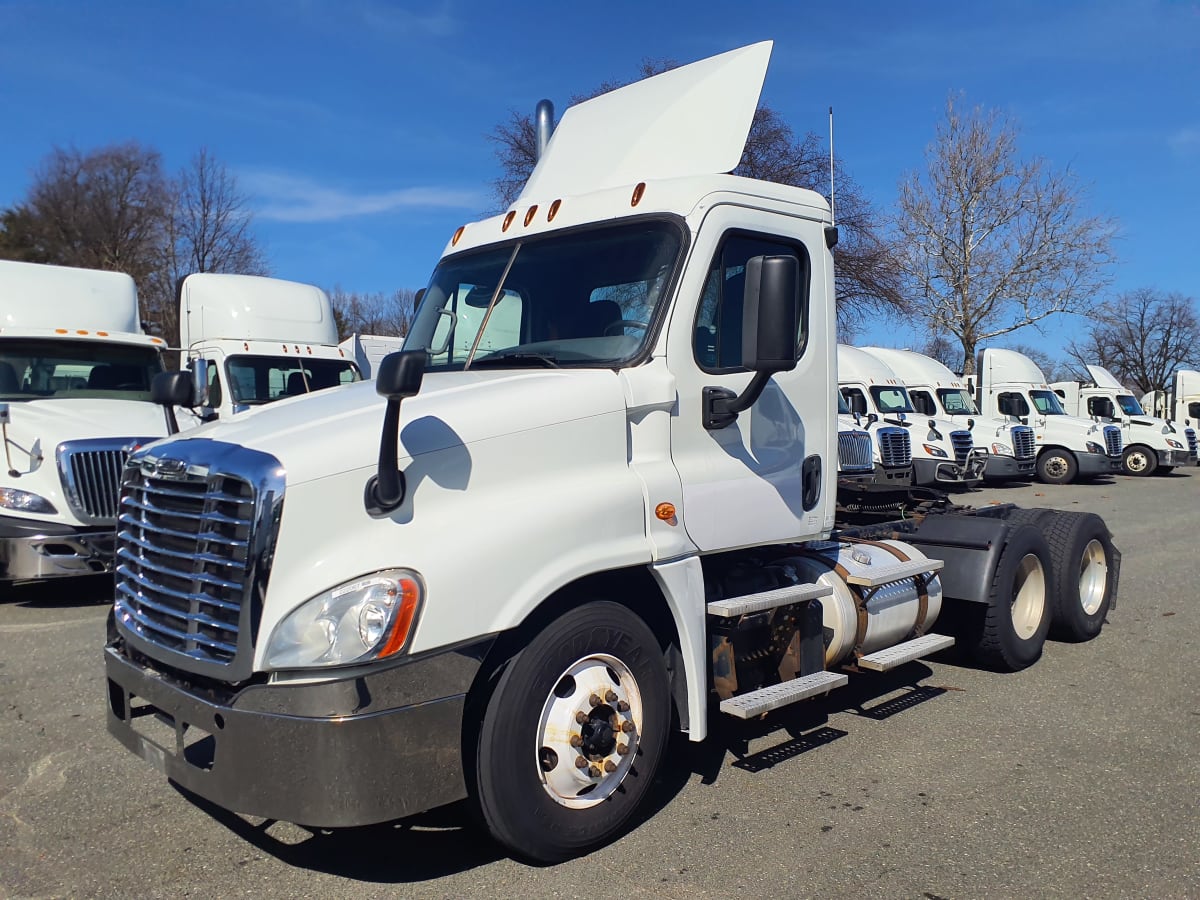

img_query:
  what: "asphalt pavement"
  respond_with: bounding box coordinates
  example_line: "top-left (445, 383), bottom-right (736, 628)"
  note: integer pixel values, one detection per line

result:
top-left (2, 471), bottom-right (1197, 898)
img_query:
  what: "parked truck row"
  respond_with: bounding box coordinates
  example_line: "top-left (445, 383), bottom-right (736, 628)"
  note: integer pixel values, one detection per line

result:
top-left (98, 43), bottom-right (1126, 863)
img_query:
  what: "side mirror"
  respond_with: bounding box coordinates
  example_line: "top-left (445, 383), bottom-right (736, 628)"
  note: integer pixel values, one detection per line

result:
top-left (704, 255), bottom-right (800, 430)
top-left (1188, 402), bottom-right (1200, 420)
top-left (151, 371), bottom-right (194, 434)
top-left (191, 358), bottom-right (210, 408)
top-left (850, 394), bottom-right (867, 416)
top-left (365, 351), bottom-right (426, 516)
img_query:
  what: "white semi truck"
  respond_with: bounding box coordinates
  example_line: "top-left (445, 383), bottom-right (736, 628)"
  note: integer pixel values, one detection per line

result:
top-left (862, 347), bottom-right (1037, 482)
top-left (178, 273), bottom-right (362, 421)
top-left (0, 260), bottom-right (170, 584)
top-left (1141, 370), bottom-right (1200, 431)
top-left (973, 348), bottom-right (1123, 484)
top-left (339, 333), bottom-right (406, 379)
top-left (105, 44), bottom-right (1120, 863)
top-left (1052, 364), bottom-right (1196, 476)
top-left (838, 344), bottom-right (985, 488)
top-left (836, 389), bottom-right (913, 487)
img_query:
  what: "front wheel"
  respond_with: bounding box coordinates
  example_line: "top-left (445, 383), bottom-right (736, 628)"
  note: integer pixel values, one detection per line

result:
top-left (1120, 445), bottom-right (1157, 476)
top-left (474, 602), bottom-right (670, 863)
top-left (1036, 449), bottom-right (1078, 485)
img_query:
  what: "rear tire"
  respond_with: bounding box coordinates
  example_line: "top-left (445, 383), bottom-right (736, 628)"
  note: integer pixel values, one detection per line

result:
top-left (1040, 511), bottom-right (1115, 642)
top-left (963, 524), bottom-right (1053, 671)
top-left (474, 602), bottom-right (670, 863)
top-left (1036, 449), bottom-right (1077, 485)
top-left (1120, 445), bottom-right (1157, 476)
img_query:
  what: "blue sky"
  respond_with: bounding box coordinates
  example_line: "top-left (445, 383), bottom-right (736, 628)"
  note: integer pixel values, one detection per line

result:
top-left (1, 0), bottom-right (1196, 356)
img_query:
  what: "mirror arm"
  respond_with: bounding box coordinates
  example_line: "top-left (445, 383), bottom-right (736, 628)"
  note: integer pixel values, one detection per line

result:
top-left (364, 398), bottom-right (407, 516)
top-left (703, 371), bottom-right (772, 430)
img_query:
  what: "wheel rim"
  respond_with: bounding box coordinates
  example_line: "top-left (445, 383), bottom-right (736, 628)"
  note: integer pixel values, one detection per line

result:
top-left (535, 653), bottom-right (643, 809)
top-left (1078, 539), bottom-right (1109, 615)
top-left (1126, 451), bottom-right (1149, 473)
top-left (1011, 553), bottom-right (1047, 640)
top-left (1044, 456), bottom-right (1068, 478)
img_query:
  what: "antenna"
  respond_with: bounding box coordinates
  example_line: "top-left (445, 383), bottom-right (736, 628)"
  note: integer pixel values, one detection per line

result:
top-left (828, 106), bottom-right (836, 227)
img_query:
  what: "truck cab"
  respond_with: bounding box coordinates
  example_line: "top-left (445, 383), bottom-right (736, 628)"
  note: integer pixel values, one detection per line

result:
top-left (0, 260), bottom-right (170, 583)
top-left (838, 344), bottom-right (984, 488)
top-left (1141, 369), bottom-right (1200, 435)
top-left (1053, 364), bottom-right (1196, 475)
top-left (862, 347), bottom-right (1036, 482)
top-left (974, 348), bottom-right (1122, 484)
top-left (179, 273), bottom-right (362, 421)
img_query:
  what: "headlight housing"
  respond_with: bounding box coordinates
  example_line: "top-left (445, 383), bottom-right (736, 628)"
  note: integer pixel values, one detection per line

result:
top-left (0, 488), bottom-right (57, 515)
top-left (990, 442), bottom-right (1014, 457)
top-left (922, 444), bottom-right (948, 459)
top-left (1167, 438), bottom-right (1184, 449)
top-left (1085, 441), bottom-right (1104, 454)
top-left (266, 569), bottom-right (423, 669)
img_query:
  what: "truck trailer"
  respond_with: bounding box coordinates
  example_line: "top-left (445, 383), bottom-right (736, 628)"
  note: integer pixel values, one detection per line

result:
top-left (105, 43), bottom-right (1120, 863)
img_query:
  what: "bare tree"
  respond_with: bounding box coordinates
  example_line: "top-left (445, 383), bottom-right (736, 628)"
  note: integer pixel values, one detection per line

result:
top-left (919, 333), bottom-right (962, 371)
top-left (1065, 289), bottom-right (1200, 395)
top-left (488, 60), bottom-right (905, 335)
top-left (329, 287), bottom-right (419, 340)
top-left (895, 95), bottom-right (1118, 376)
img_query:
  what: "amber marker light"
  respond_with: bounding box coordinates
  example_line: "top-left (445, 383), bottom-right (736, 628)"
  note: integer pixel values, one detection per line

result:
top-left (524, 205), bottom-right (538, 226)
top-left (631, 182), bottom-right (646, 206)
top-left (55, 328), bottom-right (68, 334)
top-left (451, 225), bottom-right (465, 246)
top-left (97, 331), bottom-right (108, 336)
top-left (379, 576), bottom-right (422, 657)
top-left (655, 502), bottom-right (677, 523)
top-left (76, 330), bottom-right (88, 335)
top-left (548, 199), bottom-right (562, 221)
top-left (502, 210), bottom-right (516, 231)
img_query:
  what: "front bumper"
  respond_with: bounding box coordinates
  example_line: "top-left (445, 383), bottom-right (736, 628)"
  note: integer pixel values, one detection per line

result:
top-left (1157, 449), bottom-right (1192, 467)
top-left (983, 455), bottom-right (1036, 481)
top-left (0, 515), bottom-right (114, 581)
top-left (872, 463), bottom-right (913, 484)
top-left (1077, 452), bottom-right (1122, 476)
top-left (912, 452), bottom-right (987, 486)
top-left (105, 635), bottom-right (494, 828)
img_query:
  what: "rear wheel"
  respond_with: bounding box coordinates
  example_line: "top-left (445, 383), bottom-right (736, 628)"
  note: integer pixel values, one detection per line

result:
top-left (474, 602), bottom-right (670, 863)
top-left (1121, 445), bottom-right (1156, 476)
top-left (963, 524), bottom-right (1053, 671)
top-left (1036, 449), bottom-right (1077, 485)
top-left (1040, 511), bottom-right (1115, 641)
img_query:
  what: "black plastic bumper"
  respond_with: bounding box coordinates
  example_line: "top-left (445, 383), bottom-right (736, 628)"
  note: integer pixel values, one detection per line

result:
top-left (983, 455), bottom-right (1036, 481)
top-left (1077, 452), bottom-right (1122, 476)
top-left (105, 636), bottom-right (494, 828)
top-left (0, 515), bottom-right (114, 580)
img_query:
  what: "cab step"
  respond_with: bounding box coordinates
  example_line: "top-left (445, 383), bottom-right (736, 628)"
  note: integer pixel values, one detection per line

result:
top-left (706, 583), bottom-right (833, 618)
top-left (719, 670), bottom-right (848, 719)
top-left (843, 558), bottom-right (944, 588)
top-left (857, 633), bottom-right (955, 672)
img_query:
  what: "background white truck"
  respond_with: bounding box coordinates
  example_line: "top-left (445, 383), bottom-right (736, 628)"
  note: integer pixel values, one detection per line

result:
top-left (104, 44), bottom-right (1120, 863)
top-left (972, 348), bottom-right (1122, 484)
top-left (1141, 370), bottom-right (1200, 432)
top-left (339, 333), bottom-right (405, 379)
top-left (0, 260), bottom-right (170, 584)
top-left (862, 347), bottom-right (1036, 482)
top-left (1052, 364), bottom-right (1196, 476)
top-left (838, 344), bottom-right (985, 488)
top-left (178, 273), bottom-right (362, 420)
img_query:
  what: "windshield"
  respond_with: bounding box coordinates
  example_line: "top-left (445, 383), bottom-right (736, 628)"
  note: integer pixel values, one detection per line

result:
top-left (0, 338), bottom-right (162, 401)
top-left (224, 355), bottom-right (361, 405)
top-left (405, 220), bottom-right (682, 370)
top-left (869, 385), bottom-right (914, 414)
top-left (1117, 394), bottom-right (1144, 416)
top-left (1029, 389), bottom-right (1066, 415)
top-left (937, 388), bottom-right (979, 415)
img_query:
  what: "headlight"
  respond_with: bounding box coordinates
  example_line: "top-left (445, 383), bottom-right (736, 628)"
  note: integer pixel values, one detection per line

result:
top-left (1167, 438), bottom-right (1184, 449)
top-left (1085, 442), bottom-right (1104, 454)
top-left (0, 488), bottom-right (57, 514)
top-left (265, 569), bottom-right (423, 669)
top-left (990, 442), bottom-right (1014, 457)
top-left (922, 444), bottom-right (948, 458)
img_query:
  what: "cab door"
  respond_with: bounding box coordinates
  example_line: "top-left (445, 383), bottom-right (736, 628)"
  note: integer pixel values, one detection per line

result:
top-left (666, 207), bottom-right (835, 552)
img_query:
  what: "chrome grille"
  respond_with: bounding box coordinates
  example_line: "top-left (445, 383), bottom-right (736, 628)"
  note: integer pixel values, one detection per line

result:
top-left (949, 430), bottom-right (973, 464)
top-left (57, 438), bottom-right (155, 524)
top-left (113, 440), bottom-right (284, 681)
top-left (1103, 425), bottom-right (1122, 457)
top-left (1011, 425), bottom-right (1036, 460)
top-left (876, 427), bottom-right (911, 468)
top-left (837, 431), bottom-right (874, 472)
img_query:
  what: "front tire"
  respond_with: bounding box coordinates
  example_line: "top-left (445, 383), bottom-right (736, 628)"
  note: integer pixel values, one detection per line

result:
top-left (1121, 445), bottom-right (1157, 476)
top-left (963, 524), bottom-right (1053, 671)
top-left (1036, 449), bottom-right (1078, 484)
top-left (475, 602), bottom-right (670, 863)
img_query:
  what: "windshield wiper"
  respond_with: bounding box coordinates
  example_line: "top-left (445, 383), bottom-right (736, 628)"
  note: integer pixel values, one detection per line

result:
top-left (471, 352), bottom-right (561, 369)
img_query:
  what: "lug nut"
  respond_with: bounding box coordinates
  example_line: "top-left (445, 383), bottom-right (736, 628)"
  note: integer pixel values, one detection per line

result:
top-left (617, 700), bottom-right (630, 713)
top-left (589, 693), bottom-right (602, 707)
top-left (605, 690), bottom-right (618, 703)
top-left (575, 756), bottom-right (589, 769)
top-left (617, 742), bottom-right (630, 756)
top-left (621, 721), bottom-right (635, 733)
top-left (588, 765), bottom-right (602, 778)
top-left (575, 711), bottom-right (588, 724)
top-left (604, 760), bottom-right (617, 773)
top-left (569, 734), bottom-right (583, 748)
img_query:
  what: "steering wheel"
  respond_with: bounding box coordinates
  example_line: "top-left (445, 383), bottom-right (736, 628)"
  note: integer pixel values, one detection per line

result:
top-left (603, 319), bottom-right (650, 337)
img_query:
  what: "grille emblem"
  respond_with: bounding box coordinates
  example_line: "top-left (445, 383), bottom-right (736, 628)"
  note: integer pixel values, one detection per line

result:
top-left (143, 457), bottom-right (187, 479)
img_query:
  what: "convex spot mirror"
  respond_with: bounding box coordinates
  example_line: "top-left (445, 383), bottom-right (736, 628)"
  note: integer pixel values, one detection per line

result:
top-left (740, 255), bottom-right (800, 373)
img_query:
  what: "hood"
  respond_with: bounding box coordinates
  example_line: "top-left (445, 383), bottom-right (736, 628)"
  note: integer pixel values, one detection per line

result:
top-left (1035, 414), bottom-right (1108, 440)
top-left (156, 368), bottom-right (629, 486)
top-left (4, 398), bottom-right (168, 455)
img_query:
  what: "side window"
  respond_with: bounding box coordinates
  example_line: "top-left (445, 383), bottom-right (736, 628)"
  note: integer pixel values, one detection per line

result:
top-left (694, 233), bottom-right (810, 371)
top-left (997, 392), bottom-right (1029, 417)
top-left (910, 390), bottom-right (936, 416)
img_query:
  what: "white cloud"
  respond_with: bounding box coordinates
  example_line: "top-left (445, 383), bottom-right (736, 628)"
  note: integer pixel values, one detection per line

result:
top-left (243, 171), bottom-right (482, 223)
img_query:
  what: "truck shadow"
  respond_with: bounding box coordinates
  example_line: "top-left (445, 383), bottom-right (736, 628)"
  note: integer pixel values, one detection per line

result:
top-left (3, 573), bottom-right (112, 607)
top-left (173, 664), bottom-right (950, 878)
